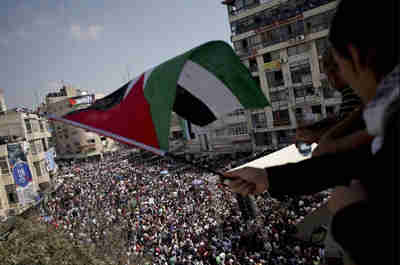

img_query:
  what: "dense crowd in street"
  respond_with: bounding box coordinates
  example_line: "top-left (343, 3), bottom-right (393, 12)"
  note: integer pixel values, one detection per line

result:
top-left (38, 148), bottom-right (332, 265)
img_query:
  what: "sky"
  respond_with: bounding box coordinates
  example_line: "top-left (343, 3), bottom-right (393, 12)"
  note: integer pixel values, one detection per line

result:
top-left (1, 0), bottom-right (232, 110)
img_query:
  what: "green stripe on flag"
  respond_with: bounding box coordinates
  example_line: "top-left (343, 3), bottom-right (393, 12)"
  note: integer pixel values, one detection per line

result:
top-left (144, 41), bottom-right (269, 151)
top-left (190, 41), bottom-right (269, 109)
top-left (144, 51), bottom-right (192, 150)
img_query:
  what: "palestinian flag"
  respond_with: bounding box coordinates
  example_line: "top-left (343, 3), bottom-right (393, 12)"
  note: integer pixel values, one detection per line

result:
top-left (46, 41), bottom-right (269, 155)
top-left (68, 95), bottom-right (95, 106)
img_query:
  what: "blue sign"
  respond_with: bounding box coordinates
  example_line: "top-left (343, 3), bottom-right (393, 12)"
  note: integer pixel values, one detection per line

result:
top-left (12, 162), bottom-right (33, 188)
top-left (45, 149), bottom-right (56, 172)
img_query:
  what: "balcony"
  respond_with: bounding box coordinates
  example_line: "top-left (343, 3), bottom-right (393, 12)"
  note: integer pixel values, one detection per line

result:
top-left (231, 0), bottom-right (336, 38)
top-left (228, 1), bottom-right (261, 17)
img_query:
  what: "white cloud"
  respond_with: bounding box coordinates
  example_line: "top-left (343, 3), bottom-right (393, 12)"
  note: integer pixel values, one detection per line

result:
top-left (70, 24), bottom-right (104, 41)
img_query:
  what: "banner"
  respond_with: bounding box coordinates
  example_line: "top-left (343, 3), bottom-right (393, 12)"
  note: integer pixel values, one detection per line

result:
top-left (44, 148), bottom-right (56, 172)
top-left (7, 143), bottom-right (37, 205)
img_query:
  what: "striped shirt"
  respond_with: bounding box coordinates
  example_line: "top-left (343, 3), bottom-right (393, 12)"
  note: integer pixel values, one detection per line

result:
top-left (337, 86), bottom-right (362, 119)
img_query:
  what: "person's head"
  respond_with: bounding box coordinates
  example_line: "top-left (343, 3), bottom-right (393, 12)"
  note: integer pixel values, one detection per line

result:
top-left (329, 0), bottom-right (398, 104)
top-left (322, 48), bottom-right (348, 91)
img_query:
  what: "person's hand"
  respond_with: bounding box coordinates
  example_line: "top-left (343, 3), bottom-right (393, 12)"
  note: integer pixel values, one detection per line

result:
top-left (296, 127), bottom-right (318, 144)
top-left (222, 167), bottom-right (269, 196)
top-left (327, 180), bottom-right (367, 214)
top-left (312, 138), bottom-right (337, 157)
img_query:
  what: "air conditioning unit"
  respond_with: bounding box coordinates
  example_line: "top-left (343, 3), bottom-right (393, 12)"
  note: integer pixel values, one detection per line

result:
top-left (296, 35), bottom-right (305, 41)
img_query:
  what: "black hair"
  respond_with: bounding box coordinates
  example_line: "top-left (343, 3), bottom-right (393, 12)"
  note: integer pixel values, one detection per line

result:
top-left (329, 0), bottom-right (398, 80)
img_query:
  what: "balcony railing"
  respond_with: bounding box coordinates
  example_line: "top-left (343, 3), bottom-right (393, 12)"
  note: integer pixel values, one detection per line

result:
top-left (232, 0), bottom-right (336, 36)
top-left (228, 1), bottom-right (261, 17)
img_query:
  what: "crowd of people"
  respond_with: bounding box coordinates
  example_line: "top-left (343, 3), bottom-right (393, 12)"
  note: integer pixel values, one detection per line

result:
top-left (37, 148), bottom-right (332, 265)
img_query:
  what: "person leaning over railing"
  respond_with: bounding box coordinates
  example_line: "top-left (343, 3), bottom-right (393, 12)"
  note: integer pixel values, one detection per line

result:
top-left (224, 1), bottom-right (398, 264)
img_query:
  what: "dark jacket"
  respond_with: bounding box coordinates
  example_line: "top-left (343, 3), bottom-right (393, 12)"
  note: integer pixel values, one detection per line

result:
top-left (265, 98), bottom-right (399, 265)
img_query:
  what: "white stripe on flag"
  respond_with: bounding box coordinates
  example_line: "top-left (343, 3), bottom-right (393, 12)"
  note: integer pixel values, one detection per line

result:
top-left (177, 60), bottom-right (243, 118)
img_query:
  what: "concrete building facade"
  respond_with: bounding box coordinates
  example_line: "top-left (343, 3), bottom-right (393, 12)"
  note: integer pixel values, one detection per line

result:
top-left (44, 86), bottom-right (119, 160)
top-left (0, 108), bottom-right (52, 217)
top-left (214, 0), bottom-right (341, 153)
top-left (175, 0), bottom-right (341, 156)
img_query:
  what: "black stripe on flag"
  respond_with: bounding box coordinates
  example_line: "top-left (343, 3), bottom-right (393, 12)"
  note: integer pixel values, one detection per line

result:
top-left (65, 82), bottom-right (130, 115)
top-left (173, 85), bottom-right (217, 127)
top-left (89, 82), bottom-right (130, 111)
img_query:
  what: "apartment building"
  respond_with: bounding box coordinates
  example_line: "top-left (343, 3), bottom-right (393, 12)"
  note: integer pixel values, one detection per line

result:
top-left (44, 86), bottom-right (119, 160)
top-left (0, 88), bottom-right (6, 112)
top-left (0, 108), bottom-right (52, 217)
top-left (220, 0), bottom-right (341, 152)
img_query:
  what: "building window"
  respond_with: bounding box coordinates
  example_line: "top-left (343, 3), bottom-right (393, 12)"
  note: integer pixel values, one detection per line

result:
top-left (326, 106), bottom-right (336, 117)
top-left (39, 121), bottom-right (44, 132)
top-left (273, 109), bottom-right (291, 126)
top-left (24, 119), bottom-right (32, 134)
top-left (34, 161), bottom-right (42, 177)
top-left (294, 85), bottom-right (315, 98)
top-left (263, 53), bottom-right (272, 63)
top-left (316, 37), bottom-right (329, 57)
top-left (261, 28), bottom-right (281, 46)
top-left (252, 112), bottom-right (268, 129)
top-left (321, 79), bottom-right (338, 99)
top-left (248, 34), bottom-right (262, 48)
top-left (254, 132), bottom-right (272, 146)
top-left (228, 122), bottom-right (248, 136)
top-left (30, 141), bottom-right (38, 155)
top-left (5, 184), bottom-right (18, 204)
top-left (266, 70), bottom-right (284, 88)
top-left (290, 63), bottom-right (312, 84)
top-left (263, 50), bottom-right (280, 63)
top-left (305, 10), bottom-right (335, 34)
top-left (0, 157), bottom-right (9, 175)
top-left (277, 130), bottom-right (295, 145)
top-left (249, 58), bottom-right (258, 72)
top-left (36, 140), bottom-right (43, 153)
top-left (41, 138), bottom-right (48, 152)
top-left (288, 43), bottom-right (310, 57)
top-left (270, 89), bottom-right (289, 102)
top-left (312, 105), bottom-right (322, 115)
